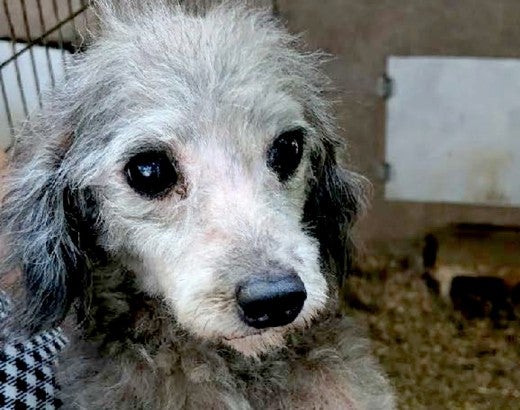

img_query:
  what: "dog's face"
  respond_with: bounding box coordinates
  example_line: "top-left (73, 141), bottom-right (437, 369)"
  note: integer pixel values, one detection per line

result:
top-left (100, 108), bottom-right (325, 355)
top-left (1, 1), bottom-right (364, 356)
top-left (99, 93), bottom-right (327, 354)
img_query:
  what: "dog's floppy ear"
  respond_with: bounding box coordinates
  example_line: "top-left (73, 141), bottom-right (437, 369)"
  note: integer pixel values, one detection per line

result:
top-left (0, 139), bottom-right (96, 333)
top-left (303, 140), bottom-right (367, 285)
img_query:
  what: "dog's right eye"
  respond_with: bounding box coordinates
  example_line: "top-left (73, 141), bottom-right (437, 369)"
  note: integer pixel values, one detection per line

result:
top-left (125, 151), bottom-right (178, 198)
top-left (267, 128), bottom-right (305, 182)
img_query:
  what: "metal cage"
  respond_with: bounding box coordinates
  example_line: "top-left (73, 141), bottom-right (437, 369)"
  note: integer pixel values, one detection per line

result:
top-left (0, 0), bottom-right (92, 149)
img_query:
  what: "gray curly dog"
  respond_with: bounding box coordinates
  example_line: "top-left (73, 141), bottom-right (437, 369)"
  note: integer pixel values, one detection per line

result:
top-left (0, 1), bottom-right (395, 408)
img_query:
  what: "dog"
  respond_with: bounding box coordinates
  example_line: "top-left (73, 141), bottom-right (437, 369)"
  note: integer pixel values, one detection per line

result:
top-left (0, 1), bottom-right (395, 408)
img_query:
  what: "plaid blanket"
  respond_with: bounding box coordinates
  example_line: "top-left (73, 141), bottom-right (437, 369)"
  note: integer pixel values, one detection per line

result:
top-left (0, 292), bottom-right (67, 409)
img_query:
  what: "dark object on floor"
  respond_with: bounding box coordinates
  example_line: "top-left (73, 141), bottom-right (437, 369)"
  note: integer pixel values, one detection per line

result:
top-left (422, 234), bottom-right (438, 270)
top-left (449, 276), bottom-right (515, 321)
top-left (421, 234), bottom-right (440, 294)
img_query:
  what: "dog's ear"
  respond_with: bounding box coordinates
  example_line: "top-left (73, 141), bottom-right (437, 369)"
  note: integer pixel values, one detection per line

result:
top-left (0, 140), bottom-right (97, 333)
top-left (303, 140), bottom-right (367, 285)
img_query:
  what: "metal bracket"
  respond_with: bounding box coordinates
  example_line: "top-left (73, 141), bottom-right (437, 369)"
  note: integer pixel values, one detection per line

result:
top-left (377, 73), bottom-right (394, 100)
top-left (378, 162), bottom-right (392, 183)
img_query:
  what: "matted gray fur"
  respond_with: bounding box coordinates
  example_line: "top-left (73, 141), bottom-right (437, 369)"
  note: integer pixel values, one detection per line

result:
top-left (0, 0), bottom-right (395, 408)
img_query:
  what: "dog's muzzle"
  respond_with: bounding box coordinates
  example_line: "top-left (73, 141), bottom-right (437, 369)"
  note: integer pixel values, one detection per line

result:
top-left (236, 273), bottom-right (307, 329)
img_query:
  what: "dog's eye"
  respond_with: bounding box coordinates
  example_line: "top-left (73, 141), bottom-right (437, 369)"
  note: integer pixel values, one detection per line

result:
top-left (267, 128), bottom-right (305, 182)
top-left (125, 151), bottom-right (177, 198)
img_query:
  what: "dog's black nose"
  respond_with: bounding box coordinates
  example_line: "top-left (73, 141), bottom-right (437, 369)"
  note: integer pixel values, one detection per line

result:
top-left (236, 274), bottom-right (307, 329)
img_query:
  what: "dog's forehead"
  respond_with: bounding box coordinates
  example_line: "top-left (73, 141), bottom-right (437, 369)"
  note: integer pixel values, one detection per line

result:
top-left (63, 3), bottom-right (325, 182)
top-left (110, 20), bottom-right (304, 122)
top-left (88, 8), bottom-right (312, 155)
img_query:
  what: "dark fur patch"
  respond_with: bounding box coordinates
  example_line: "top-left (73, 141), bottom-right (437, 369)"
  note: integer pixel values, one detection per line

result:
top-left (303, 141), bottom-right (362, 285)
top-left (63, 187), bottom-right (104, 326)
top-left (2, 179), bottom-right (101, 333)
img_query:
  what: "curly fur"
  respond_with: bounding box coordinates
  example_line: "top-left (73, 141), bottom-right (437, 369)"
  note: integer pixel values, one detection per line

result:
top-left (0, 1), bottom-right (394, 408)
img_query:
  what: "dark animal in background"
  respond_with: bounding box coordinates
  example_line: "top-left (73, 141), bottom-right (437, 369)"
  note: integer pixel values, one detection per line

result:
top-left (421, 234), bottom-right (517, 322)
top-left (449, 276), bottom-right (514, 321)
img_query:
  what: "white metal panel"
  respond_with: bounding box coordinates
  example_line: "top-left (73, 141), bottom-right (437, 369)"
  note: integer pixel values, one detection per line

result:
top-left (385, 56), bottom-right (520, 207)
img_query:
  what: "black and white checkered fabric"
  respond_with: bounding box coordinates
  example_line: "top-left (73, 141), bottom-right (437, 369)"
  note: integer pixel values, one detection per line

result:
top-left (0, 292), bottom-right (67, 409)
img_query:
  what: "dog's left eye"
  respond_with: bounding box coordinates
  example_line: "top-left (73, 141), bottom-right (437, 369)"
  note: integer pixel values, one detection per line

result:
top-left (125, 151), bottom-right (178, 198)
top-left (267, 128), bottom-right (305, 182)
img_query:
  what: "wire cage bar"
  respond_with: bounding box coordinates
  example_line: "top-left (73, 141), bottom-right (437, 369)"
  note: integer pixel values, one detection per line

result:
top-left (0, 0), bottom-right (92, 150)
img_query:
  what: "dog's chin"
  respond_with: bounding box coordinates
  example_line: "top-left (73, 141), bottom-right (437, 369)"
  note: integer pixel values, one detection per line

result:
top-left (222, 330), bottom-right (286, 357)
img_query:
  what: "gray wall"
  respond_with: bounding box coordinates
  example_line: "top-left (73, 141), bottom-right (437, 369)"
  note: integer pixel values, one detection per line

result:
top-left (278, 0), bottom-right (520, 250)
